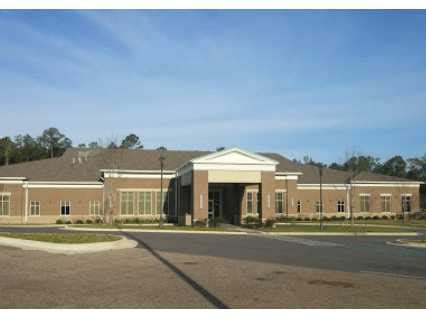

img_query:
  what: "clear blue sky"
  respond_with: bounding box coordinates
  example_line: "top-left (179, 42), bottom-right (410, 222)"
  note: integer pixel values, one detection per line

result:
top-left (1, 10), bottom-right (425, 163)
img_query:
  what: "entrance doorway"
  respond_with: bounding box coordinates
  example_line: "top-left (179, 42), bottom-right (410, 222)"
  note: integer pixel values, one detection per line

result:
top-left (208, 190), bottom-right (221, 219)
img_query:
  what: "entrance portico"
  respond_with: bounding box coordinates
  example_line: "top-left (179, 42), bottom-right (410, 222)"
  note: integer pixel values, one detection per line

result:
top-left (177, 148), bottom-right (279, 225)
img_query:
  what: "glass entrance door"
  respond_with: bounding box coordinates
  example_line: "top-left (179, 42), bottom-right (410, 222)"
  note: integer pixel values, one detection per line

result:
top-left (208, 191), bottom-right (221, 218)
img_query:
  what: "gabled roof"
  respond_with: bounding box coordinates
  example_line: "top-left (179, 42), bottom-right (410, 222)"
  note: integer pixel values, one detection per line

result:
top-left (0, 147), bottom-right (420, 184)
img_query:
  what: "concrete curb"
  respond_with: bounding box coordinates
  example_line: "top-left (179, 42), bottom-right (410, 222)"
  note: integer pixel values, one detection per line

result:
top-left (263, 232), bottom-right (420, 236)
top-left (386, 239), bottom-right (426, 248)
top-left (0, 224), bottom-right (62, 228)
top-left (64, 226), bottom-right (247, 235)
top-left (273, 222), bottom-right (425, 230)
top-left (0, 235), bottom-right (137, 255)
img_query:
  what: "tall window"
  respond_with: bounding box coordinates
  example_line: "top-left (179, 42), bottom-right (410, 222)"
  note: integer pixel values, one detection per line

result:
top-left (89, 200), bottom-right (101, 216)
top-left (247, 192), bottom-right (254, 214)
top-left (60, 200), bottom-right (71, 216)
top-left (297, 200), bottom-right (302, 213)
top-left (275, 192), bottom-right (285, 214)
top-left (381, 195), bottom-right (391, 213)
top-left (138, 191), bottom-right (152, 215)
top-left (30, 200), bottom-right (40, 216)
top-left (315, 201), bottom-right (323, 214)
top-left (156, 191), bottom-right (167, 215)
top-left (360, 195), bottom-right (370, 212)
top-left (256, 192), bottom-right (261, 214)
top-left (402, 195), bottom-right (412, 213)
top-left (0, 194), bottom-right (10, 216)
top-left (120, 192), bottom-right (134, 215)
top-left (337, 201), bottom-right (345, 213)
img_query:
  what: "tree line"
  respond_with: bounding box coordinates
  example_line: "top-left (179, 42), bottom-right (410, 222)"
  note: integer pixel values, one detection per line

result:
top-left (0, 128), bottom-right (144, 166)
top-left (0, 128), bottom-right (425, 185)
top-left (298, 154), bottom-right (426, 183)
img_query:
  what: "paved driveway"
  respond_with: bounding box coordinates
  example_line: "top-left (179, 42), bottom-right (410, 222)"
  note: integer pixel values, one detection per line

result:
top-left (0, 226), bottom-right (425, 308)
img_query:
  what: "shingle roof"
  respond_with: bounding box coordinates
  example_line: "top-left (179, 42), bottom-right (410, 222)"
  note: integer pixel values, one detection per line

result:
top-left (0, 148), bottom-right (418, 183)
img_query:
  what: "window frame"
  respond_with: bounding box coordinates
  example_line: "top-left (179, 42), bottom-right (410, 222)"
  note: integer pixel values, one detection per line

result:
top-left (401, 195), bottom-right (412, 213)
top-left (315, 201), bottom-right (323, 214)
top-left (296, 200), bottom-right (302, 214)
top-left (246, 191), bottom-right (255, 215)
top-left (380, 195), bottom-right (392, 213)
top-left (60, 200), bottom-right (71, 216)
top-left (30, 200), bottom-right (41, 216)
top-left (275, 191), bottom-right (285, 215)
top-left (89, 200), bottom-right (101, 216)
top-left (0, 194), bottom-right (11, 216)
top-left (120, 192), bottom-right (134, 216)
top-left (360, 194), bottom-right (371, 212)
top-left (337, 200), bottom-right (345, 213)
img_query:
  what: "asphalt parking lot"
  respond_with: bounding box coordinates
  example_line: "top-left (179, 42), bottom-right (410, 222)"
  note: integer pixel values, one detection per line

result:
top-left (0, 226), bottom-right (425, 308)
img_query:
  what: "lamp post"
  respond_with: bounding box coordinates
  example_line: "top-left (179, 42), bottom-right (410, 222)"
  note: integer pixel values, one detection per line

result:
top-left (158, 147), bottom-right (166, 228)
top-left (319, 166), bottom-right (324, 231)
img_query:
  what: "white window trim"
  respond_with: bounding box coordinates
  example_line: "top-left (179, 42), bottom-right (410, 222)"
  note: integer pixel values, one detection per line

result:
top-left (59, 200), bottom-right (71, 216)
top-left (275, 191), bottom-right (285, 215)
top-left (359, 194), bottom-right (371, 213)
top-left (0, 193), bottom-right (11, 217)
top-left (380, 195), bottom-right (392, 213)
top-left (246, 191), bottom-right (257, 215)
top-left (30, 200), bottom-right (41, 216)
top-left (336, 200), bottom-right (345, 213)
top-left (296, 200), bottom-right (302, 214)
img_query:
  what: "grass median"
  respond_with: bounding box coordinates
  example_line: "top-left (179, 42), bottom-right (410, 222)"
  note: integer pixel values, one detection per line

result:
top-left (0, 232), bottom-right (121, 243)
top-left (261, 225), bottom-right (415, 233)
top-left (69, 224), bottom-right (241, 232)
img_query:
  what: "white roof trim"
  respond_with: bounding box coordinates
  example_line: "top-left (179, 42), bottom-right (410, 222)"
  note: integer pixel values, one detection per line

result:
top-left (351, 180), bottom-right (423, 184)
top-left (189, 147), bottom-right (279, 165)
top-left (0, 177), bottom-right (27, 180)
top-left (100, 169), bottom-right (176, 174)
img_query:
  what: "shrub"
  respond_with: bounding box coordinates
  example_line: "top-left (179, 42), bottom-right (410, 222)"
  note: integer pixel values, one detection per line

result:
top-left (322, 216), bottom-right (330, 221)
top-left (264, 219), bottom-right (275, 227)
top-left (295, 217), bottom-right (303, 221)
top-left (372, 215), bottom-right (380, 220)
top-left (303, 217), bottom-right (311, 222)
top-left (364, 216), bottom-right (371, 220)
top-left (65, 220), bottom-right (72, 224)
top-left (56, 219), bottom-right (65, 224)
top-left (113, 218), bottom-right (122, 224)
top-left (381, 215), bottom-right (389, 220)
top-left (243, 215), bottom-right (260, 224)
top-left (75, 219), bottom-right (84, 224)
top-left (330, 215), bottom-right (338, 221)
top-left (95, 217), bottom-right (103, 224)
top-left (311, 217), bottom-right (318, 222)
top-left (85, 219), bottom-right (93, 224)
top-left (132, 217), bottom-right (140, 224)
top-left (193, 219), bottom-right (207, 227)
top-left (356, 215), bottom-right (364, 220)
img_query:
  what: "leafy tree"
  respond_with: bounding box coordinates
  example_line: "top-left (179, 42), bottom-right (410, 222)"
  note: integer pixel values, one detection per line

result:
top-left (120, 134), bottom-right (142, 149)
top-left (343, 155), bottom-right (380, 173)
top-left (78, 143), bottom-right (87, 148)
top-left (107, 142), bottom-right (118, 149)
top-left (303, 155), bottom-right (326, 167)
top-left (88, 141), bottom-right (100, 149)
top-left (38, 127), bottom-right (72, 158)
top-left (375, 155), bottom-right (406, 177)
top-left (216, 146), bottom-right (225, 152)
top-left (406, 155), bottom-right (426, 182)
top-left (329, 162), bottom-right (344, 170)
top-left (0, 137), bottom-right (14, 165)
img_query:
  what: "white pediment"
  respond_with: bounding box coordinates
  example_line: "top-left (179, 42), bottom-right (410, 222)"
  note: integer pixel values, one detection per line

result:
top-left (191, 148), bottom-right (278, 165)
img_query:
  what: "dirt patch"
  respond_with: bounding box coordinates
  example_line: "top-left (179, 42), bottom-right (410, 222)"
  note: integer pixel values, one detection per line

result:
top-left (308, 279), bottom-right (355, 288)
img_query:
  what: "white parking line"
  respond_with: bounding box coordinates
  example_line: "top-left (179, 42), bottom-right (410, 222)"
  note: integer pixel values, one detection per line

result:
top-left (259, 234), bottom-right (343, 247)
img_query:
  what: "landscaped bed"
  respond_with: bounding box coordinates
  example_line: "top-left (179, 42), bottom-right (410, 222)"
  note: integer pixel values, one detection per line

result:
top-left (0, 232), bottom-right (121, 243)
top-left (261, 225), bottom-right (415, 233)
top-left (68, 224), bottom-right (242, 232)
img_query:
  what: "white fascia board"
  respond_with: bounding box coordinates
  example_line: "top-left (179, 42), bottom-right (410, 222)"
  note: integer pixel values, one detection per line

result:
top-left (351, 180), bottom-right (423, 185)
top-left (276, 172), bottom-right (303, 176)
top-left (24, 181), bottom-right (103, 189)
top-left (275, 175), bottom-right (298, 181)
top-left (104, 173), bottom-right (176, 179)
top-left (297, 184), bottom-right (349, 190)
top-left (100, 169), bottom-right (176, 174)
top-left (190, 147), bottom-right (279, 165)
top-left (192, 163), bottom-right (276, 172)
top-left (0, 180), bottom-right (24, 185)
top-left (0, 177), bottom-right (27, 180)
top-left (351, 183), bottom-right (421, 187)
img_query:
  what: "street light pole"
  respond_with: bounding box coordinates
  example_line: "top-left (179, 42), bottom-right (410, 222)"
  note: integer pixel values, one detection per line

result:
top-left (158, 147), bottom-right (166, 228)
top-left (319, 166), bottom-right (324, 231)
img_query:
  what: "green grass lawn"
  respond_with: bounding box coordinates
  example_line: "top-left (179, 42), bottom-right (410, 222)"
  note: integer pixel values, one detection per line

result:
top-left (0, 232), bottom-right (121, 243)
top-left (70, 224), bottom-right (241, 232)
top-left (262, 225), bottom-right (414, 233)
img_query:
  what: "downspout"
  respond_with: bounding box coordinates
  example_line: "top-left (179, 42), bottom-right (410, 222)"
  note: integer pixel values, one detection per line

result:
top-left (24, 182), bottom-right (28, 224)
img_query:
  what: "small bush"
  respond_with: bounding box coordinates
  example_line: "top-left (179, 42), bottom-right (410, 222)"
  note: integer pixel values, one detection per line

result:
top-left (193, 219), bottom-right (207, 227)
top-left (85, 219), bottom-right (93, 224)
top-left (264, 219), bottom-right (275, 227)
top-left (65, 220), bottom-right (72, 224)
top-left (132, 217), bottom-right (140, 224)
top-left (381, 215), bottom-right (389, 220)
top-left (372, 215), bottom-right (380, 220)
top-left (243, 215), bottom-right (260, 224)
top-left (303, 217), bottom-right (311, 222)
top-left (322, 216), bottom-right (330, 221)
top-left (330, 215), bottom-right (338, 221)
top-left (56, 219), bottom-right (65, 224)
top-left (356, 215), bottom-right (364, 220)
top-left (311, 217), bottom-right (318, 222)
top-left (75, 219), bottom-right (84, 224)
top-left (113, 218), bottom-right (122, 224)
top-left (95, 217), bottom-right (103, 224)
top-left (364, 216), bottom-right (371, 220)
top-left (295, 217), bottom-right (303, 221)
